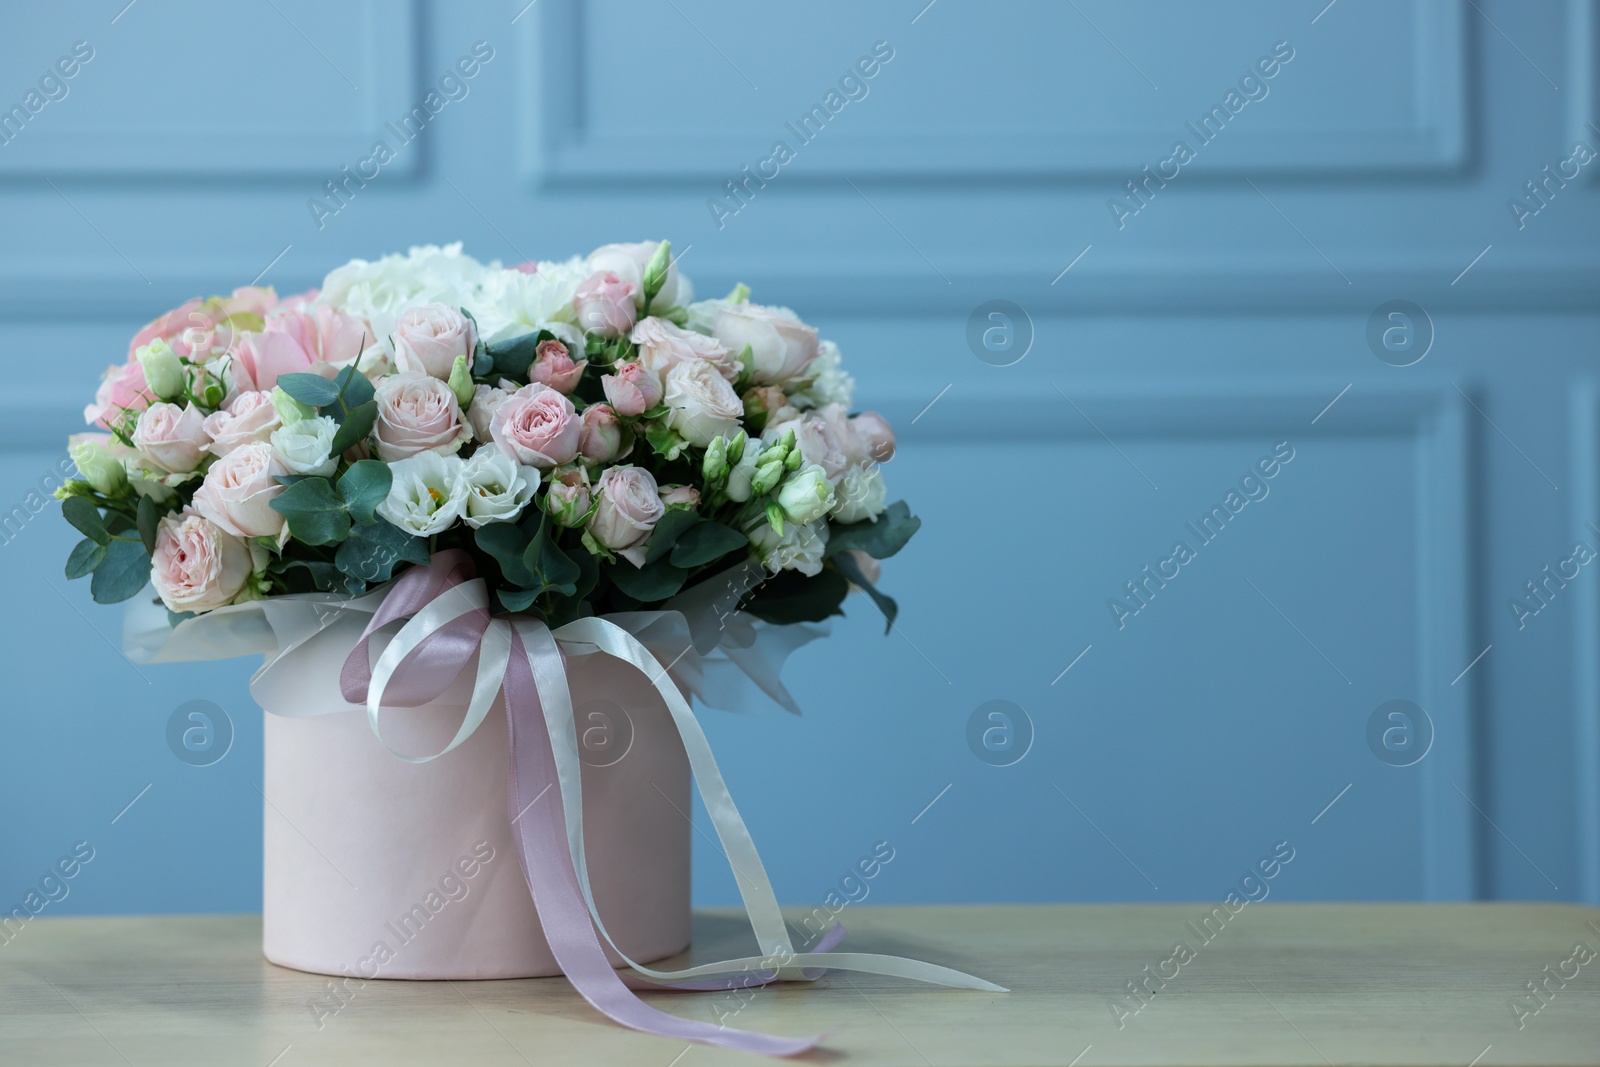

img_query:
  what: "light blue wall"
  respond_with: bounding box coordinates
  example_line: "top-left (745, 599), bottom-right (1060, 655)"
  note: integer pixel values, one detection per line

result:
top-left (2, 0), bottom-right (1598, 915)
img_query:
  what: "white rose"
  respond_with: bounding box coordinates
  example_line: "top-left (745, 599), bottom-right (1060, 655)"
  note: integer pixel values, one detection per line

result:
top-left (711, 302), bottom-right (819, 384)
top-left (777, 464), bottom-right (835, 525)
top-left (749, 518), bottom-right (829, 577)
top-left (270, 416), bottom-right (339, 476)
top-left (831, 465), bottom-right (886, 523)
top-left (467, 381), bottom-right (514, 442)
top-left (459, 448), bottom-right (539, 528)
top-left (662, 358), bottom-right (743, 447)
top-left (377, 451), bottom-right (468, 536)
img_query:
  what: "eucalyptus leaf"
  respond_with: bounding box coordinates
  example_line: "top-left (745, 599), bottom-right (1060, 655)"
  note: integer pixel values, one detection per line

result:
top-left (498, 587), bottom-right (542, 613)
top-left (741, 567), bottom-right (849, 626)
top-left (336, 520), bottom-right (428, 584)
top-left (275, 372), bottom-right (343, 408)
top-left (269, 478), bottom-right (350, 546)
top-left (64, 537), bottom-right (106, 580)
top-left (485, 333), bottom-right (542, 380)
top-left (329, 400), bottom-right (378, 450)
top-left (90, 539), bottom-right (151, 604)
top-left (135, 495), bottom-right (161, 555)
top-left (824, 501), bottom-right (921, 560)
top-left (832, 550), bottom-right (898, 633)
top-left (327, 364), bottom-right (376, 415)
top-left (644, 508), bottom-right (701, 563)
top-left (606, 556), bottom-right (688, 603)
top-left (61, 497), bottom-right (108, 546)
top-left (476, 520), bottom-right (535, 587)
top-left (338, 460), bottom-right (392, 526)
top-left (670, 520), bottom-right (747, 569)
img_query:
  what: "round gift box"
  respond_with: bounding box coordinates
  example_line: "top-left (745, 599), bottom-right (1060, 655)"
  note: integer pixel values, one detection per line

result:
top-left (261, 646), bottom-right (692, 980)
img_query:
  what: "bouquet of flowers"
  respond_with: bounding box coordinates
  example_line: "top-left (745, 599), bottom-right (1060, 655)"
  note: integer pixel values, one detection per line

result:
top-left (59, 241), bottom-right (917, 630)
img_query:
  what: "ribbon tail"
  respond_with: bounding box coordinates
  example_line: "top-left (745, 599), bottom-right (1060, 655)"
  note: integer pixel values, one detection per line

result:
top-left (501, 625), bottom-right (827, 1056)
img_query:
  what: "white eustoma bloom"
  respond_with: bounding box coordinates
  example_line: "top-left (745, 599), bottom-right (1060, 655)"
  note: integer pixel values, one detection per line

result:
top-left (377, 451), bottom-right (468, 536)
top-left (749, 518), bottom-right (829, 577)
top-left (831, 464), bottom-right (886, 523)
top-left (270, 416), bottom-right (340, 476)
top-left (777, 463), bottom-right (835, 525)
top-left (460, 448), bottom-right (540, 528)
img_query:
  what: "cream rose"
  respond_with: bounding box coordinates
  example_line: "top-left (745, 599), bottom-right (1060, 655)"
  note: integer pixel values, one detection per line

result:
top-left (588, 240), bottom-right (692, 310)
top-left (392, 302), bottom-right (478, 379)
top-left (203, 391), bottom-right (282, 457)
top-left (489, 383), bottom-right (581, 469)
top-left (150, 511), bottom-right (254, 614)
top-left (712, 302), bottom-right (819, 384)
top-left (132, 402), bottom-right (210, 475)
top-left (630, 316), bottom-right (738, 382)
top-left (374, 372), bottom-right (472, 462)
top-left (662, 358), bottom-right (744, 447)
top-left (588, 465), bottom-right (664, 552)
top-left (191, 442), bottom-right (286, 539)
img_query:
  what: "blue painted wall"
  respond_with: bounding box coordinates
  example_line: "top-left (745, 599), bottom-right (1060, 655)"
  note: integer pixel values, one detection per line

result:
top-left (2, 0), bottom-right (1598, 916)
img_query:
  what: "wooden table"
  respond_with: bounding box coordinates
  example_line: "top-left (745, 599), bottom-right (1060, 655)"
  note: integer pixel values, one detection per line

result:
top-left (2, 905), bottom-right (1597, 1066)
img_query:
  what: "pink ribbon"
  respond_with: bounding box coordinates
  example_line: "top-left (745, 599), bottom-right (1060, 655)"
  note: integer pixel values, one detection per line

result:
top-left (338, 551), bottom-right (833, 1056)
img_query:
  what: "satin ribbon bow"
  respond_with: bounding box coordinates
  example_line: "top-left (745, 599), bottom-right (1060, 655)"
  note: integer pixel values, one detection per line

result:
top-left (334, 550), bottom-right (1003, 1057)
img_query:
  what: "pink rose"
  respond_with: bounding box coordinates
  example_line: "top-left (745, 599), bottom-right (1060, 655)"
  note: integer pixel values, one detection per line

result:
top-left (151, 511), bottom-right (254, 614)
top-left (849, 410), bottom-right (896, 464)
top-left (126, 298), bottom-right (203, 361)
top-left (600, 361), bottom-right (661, 417)
top-left (578, 403), bottom-right (628, 463)
top-left (489, 383), bottom-right (581, 469)
top-left (712, 303), bottom-right (819, 384)
top-left (588, 465), bottom-right (664, 552)
top-left (588, 241), bottom-right (690, 309)
top-left (374, 373), bottom-right (472, 462)
top-left (131, 402), bottom-right (210, 474)
top-left (573, 270), bottom-right (638, 338)
top-left (191, 442), bottom-right (286, 538)
top-left (529, 339), bottom-right (587, 394)
top-left (232, 327), bottom-right (315, 394)
top-left (392, 303), bottom-right (478, 379)
top-left (662, 358), bottom-right (744, 447)
top-left (85, 360), bottom-right (152, 429)
top-left (630, 316), bottom-right (739, 382)
top-left (659, 484), bottom-right (700, 509)
top-left (202, 391), bottom-right (281, 457)
top-left (547, 467), bottom-right (592, 527)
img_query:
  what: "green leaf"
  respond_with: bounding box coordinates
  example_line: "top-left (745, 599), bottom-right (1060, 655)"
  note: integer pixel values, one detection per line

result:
top-left (824, 501), bottom-right (921, 560)
top-left (64, 537), bottom-right (106, 580)
top-left (329, 401), bottom-right (378, 453)
top-left (275, 558), bottom-right (365, 596)
top-left (135, 495), bottom-right (161, 555)
top-left (62, 497), bottom-right (108, 546)
top-left (476, 521), bottom-right (535, 587)
top-left (644, 509), bottom-right (702, 563)
top-left (498, 587), bottom-right (542, 612)
top-left (670, 521), bottom-right (747, 569)
top-left (338, 460), bottom-right (392, 526)
top-left (90, 539), bottom-right (151, 604)
top-left (336, 520), bottom-right (429, 584)
top-left (525, 525), bottom-right (581, 596)
top-left (269, 478), bottom-right (350, 546)
top-left (607, 556), bottom-right (689, 603)
top-left (327, 364), bottom-right (376, 417)
top-left (832, 551), bottom-right (898, 634)
top-left (276, 372), bottom-right (343, 408)
top-left (645, 421), bottom-right (687, 461)
top-left (485, 333), bottom-right (542, 380)
top-left (741, 567), bottom-right (849, 626)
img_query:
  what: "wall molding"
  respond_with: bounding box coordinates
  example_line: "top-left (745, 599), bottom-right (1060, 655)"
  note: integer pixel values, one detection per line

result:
top-left (517, 0), bottom-right (1467, 187)
top-left (1570, 381), bottom-right (1600, 903)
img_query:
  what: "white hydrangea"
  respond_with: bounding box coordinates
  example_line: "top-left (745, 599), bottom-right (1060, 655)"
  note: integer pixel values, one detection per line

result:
top-left (468, 258), bottom-right (588, 349)
top-left (316, 243), bottom-right (492, 348)
top-left (787, 339), bottom-right (854, 410)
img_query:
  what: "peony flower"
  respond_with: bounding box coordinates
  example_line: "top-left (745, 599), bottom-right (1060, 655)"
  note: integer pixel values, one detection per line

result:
top-left (230, 326), bottom-right (315, 394)
top-left (547, 467), bottom-right (592, 528)
top-left (377, 451), bottom-right (468, 536)
top-left (749, 518), bottom-right (829, 577)
top-left (392, 302), bottom-right (478, 379)
top-left (600, 361), bottom-right (661, 418)
top-left (373, 372), bottom-right (472, 462)
top-left (662, 358), bottom-right (743, 447)
top-left (202, 391), bottom-right (281, 457)
top-left (270, 415), bottom-right (339, 476)
top-left (712, 302), bottom-right (819, 384)
top-left (191, 442), bottom-right (286, 538)
top-left (459, 448), bottom-right (539, 528)
top-left (84, 360), bottom-right (151, 429)
top-left (777, 464), bottom-right (835, 525)
top-left (151, 511), bottom-right (254, 614)
top-left (131, 403), bottom-right (210, 475)
top-left (268, 305), bottom-right (374, 368)
top-left (578, 403), bottom-right (627, 463)
top-left (573, 270), bottom-right (637, 338)
top-left (588, 241), bottom-right (692, 310)
top-left (529, 339), bottom-right (587, 394)
top-left (489, 383), bottom-right (581, 469)
top-left (630, 316), bottom-right (738, 382)
top-left (588, 465), bottom-right (663, 552)
top-left (832, 465), bottom-right (886, 523)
